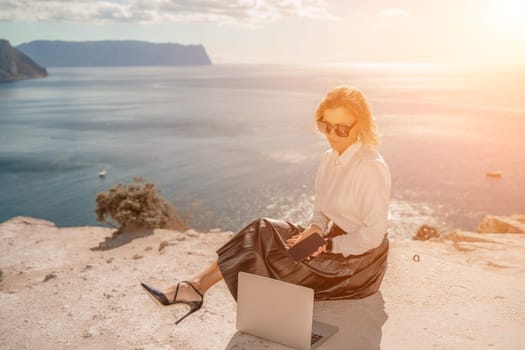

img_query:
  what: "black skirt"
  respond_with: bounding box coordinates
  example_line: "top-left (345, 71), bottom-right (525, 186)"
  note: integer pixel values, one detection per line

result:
top-left (216, 217), bottom-right (389, 301)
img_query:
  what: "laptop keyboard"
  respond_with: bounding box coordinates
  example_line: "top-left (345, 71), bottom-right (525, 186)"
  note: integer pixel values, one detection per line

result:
top-left (311, 333), bottom-right (323, 345)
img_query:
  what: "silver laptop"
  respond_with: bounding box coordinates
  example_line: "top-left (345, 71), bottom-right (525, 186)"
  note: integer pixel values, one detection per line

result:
top-left (236, 272), bottom-right (338, 350)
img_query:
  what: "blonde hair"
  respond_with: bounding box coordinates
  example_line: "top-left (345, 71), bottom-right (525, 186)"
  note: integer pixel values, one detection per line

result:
top-left (312, 85), bottom-right (380, 148)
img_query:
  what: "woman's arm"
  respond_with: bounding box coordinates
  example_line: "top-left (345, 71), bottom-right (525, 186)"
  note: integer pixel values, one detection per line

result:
top-left (330, 159), bottom-right (391, 256)
top-left (308, 161), bottom-right (331, 233)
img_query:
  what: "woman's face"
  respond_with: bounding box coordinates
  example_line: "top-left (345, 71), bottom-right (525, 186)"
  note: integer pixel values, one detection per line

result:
top-left (320, 107), bottom-right (359, 155)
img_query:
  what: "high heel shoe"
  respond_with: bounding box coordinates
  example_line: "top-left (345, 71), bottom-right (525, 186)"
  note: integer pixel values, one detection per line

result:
top-left (140, 281), bottom-right (204, 325)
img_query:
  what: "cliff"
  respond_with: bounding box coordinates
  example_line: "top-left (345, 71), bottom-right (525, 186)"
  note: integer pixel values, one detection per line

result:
top-left (0, 216), bottom-right (523, 349)
top-left (0, 39), bottom-right (48, 81)
top-left (16, 40), bottom-right (212, 67)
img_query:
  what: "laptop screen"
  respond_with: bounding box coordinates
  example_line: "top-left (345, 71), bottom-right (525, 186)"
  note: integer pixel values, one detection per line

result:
top-left (236, 272), bottom-right (314, 350)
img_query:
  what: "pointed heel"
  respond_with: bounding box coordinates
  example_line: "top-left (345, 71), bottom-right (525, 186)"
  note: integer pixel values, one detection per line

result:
top-left (175, 302), bottom-right (203, 325)
top-left (173, 281), bottom-right (204, 325)
top-left (140, 280), bottom-right (204, 325)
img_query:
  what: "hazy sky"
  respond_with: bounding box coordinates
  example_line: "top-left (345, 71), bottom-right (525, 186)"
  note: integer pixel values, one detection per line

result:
top-left (1, 0), bottom-right (524, 64)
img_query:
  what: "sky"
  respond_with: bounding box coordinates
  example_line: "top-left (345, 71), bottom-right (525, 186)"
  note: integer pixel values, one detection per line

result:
top-left (1, 0), bottom-right (524, 64)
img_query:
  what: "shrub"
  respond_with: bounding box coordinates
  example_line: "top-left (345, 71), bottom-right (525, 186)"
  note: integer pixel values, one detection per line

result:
top-left (95, 177), bottom-right (187, 235)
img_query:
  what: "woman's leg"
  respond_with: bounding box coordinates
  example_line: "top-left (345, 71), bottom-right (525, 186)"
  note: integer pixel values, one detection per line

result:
top-left (191, 260), bottom-right (224, 293)
top-left (162, 260), bottom-right (223, 302)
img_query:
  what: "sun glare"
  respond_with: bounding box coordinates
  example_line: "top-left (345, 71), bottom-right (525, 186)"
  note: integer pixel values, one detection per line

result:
top-left (492, 0), bottom-right (525, 33)
top-left (474, 0), bottom-right (525, 63)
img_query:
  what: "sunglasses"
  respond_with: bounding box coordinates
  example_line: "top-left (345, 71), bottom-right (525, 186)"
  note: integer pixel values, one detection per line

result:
top-left (317, 119), bottom-right (357, 138)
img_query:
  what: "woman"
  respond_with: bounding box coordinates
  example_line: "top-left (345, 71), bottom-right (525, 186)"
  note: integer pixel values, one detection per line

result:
top-left (141, 85), bottom-right (391, 325)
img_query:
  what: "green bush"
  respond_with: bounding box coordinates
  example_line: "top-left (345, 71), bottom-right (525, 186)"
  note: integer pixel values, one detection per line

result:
top-left (95, 177), bottom-right (187, 234)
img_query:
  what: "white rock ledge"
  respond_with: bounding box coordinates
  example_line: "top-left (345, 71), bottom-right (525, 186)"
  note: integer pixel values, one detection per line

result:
top-left (0, 216), bottom-right (524, 349)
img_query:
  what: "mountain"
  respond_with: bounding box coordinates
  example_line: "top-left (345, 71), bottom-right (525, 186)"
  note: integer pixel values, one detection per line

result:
top-left (16, 40), bottom-right (212, 67)
top-left (0, 39), bottom-right (48, 81)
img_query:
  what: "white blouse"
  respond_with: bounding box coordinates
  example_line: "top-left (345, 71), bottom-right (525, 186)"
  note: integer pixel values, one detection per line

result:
top-left (309, 142), bottom-right (391, 256)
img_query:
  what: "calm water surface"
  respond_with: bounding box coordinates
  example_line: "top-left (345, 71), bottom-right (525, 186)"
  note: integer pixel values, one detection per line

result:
top-left (1, 64), bottom-right (524, 238)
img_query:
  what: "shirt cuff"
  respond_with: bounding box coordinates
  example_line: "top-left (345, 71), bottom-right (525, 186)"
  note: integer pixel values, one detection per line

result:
top-left (325, 238), bottom-right (333, 252)
top-left (308, 216), bottom-right (329, 233)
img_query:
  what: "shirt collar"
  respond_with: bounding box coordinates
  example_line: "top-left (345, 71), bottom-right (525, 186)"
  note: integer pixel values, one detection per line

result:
top-left (333, 141), bottom-right (363, 166)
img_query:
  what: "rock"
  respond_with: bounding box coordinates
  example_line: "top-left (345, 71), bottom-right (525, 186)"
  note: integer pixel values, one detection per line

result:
top-left (97, 241), bottom-right (109, 250)
top-left (477, 215), bottom-right (525, 234)
top-left (82, 328), bottom-right (96, 338)
top-left (81, 264), bottom-right (93, 272)
top-left (0, 39), bottom-right (48, 81)
top-left (510, 215), bottom-right (525, 225)
top-left (7, 216), bottom-right (56, 227)
top-left (413, 225), bottom-right (439, 240)
top-left (43, 273), bottom-right (57, 282)
top-left (185, 229), bottom-right (199, 238)
top-left (17, 40), bottom-right (212, 67)
top-left (132, 254), bottom-right (143, 260)
top-left (439, 230), bottom-right (497, 243)
top-left (2, 215), bottom-right (524, 349)
top-left (158, 240), bottom-right (169, 251)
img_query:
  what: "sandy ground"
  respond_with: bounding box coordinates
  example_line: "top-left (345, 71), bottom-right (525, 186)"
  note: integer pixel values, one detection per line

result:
top-left (1, 216), bottom-right (524, 350)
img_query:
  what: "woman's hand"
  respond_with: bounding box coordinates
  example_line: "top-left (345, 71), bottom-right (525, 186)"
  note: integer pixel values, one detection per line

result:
top-left (286, 225), bottom-right (320, 247)
top-left (309, 243), bottom-right (327, 259)
top-left (286, 225), bottom-right (327, 260)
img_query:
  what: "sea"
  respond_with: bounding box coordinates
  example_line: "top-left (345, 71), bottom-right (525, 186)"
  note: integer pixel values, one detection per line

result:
top-left (1, 63), bottom-right (524, 239)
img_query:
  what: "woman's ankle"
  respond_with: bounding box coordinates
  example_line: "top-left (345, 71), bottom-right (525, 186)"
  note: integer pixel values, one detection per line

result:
top-left (191, 278), bottom-right (205, 295)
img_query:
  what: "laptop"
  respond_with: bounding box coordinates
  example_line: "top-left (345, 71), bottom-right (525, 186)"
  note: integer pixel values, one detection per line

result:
top-left (236, 272), bottom-right (339, 350)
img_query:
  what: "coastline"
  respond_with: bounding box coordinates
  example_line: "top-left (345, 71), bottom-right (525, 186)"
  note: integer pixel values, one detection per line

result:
top-left (2, 64), bottom-right (525, 237)
top-left (1, 216), bottom-right (524, 349)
